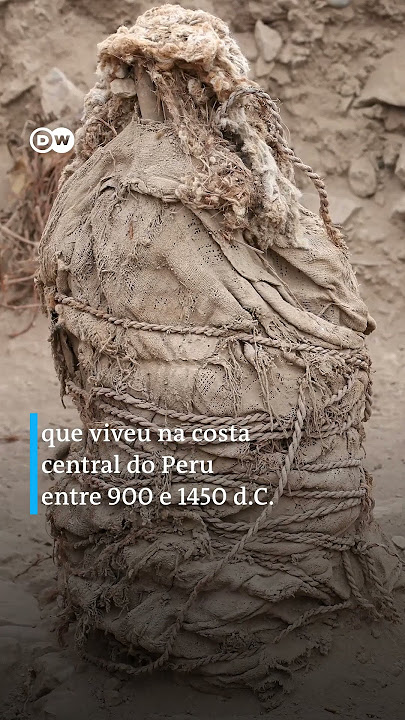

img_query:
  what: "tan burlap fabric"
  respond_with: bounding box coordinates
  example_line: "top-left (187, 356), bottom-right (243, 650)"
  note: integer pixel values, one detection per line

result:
top-left (38, 5), bottom-right (402, 705)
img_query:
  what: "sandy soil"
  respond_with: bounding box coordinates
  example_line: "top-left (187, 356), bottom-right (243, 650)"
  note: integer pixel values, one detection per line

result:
top-left (0, 0), bottom-right (404, 718)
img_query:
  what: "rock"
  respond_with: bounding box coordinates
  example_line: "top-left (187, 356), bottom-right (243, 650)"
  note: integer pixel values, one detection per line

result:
top-left (0, 625), bottom-right (55, 658)
top-left (102, 676), bottom-right (124, 707)
top-left (233, 32), bottom-right (258, 62)
top-left (391, 196), bottom-right (405, 222)
top-left (327, 0), bottom-right (352, 7)
top-left (390, 661), bottom-right (404, 677)
top-left (41, 67), bottom-right (84, 119)
top-left (0, 636), bottom-right (22, 705)
top-left (0, 580), bottom-right (40, 627)
top-left (279, 42), bottom-right (310, 66)
top-left (384, 109), bottom-right (405, 132)
top-left (339, 95), bottom-right (354, 114)
top-left (31, 652), bottom-right (75, 699)
top-left (290, 15), bottom-right (324, 45)
top-left (254, 20), bottom-right (282, 63)
top-left (110, 78), bottom-right (137, 97)
top-left (361, 104), bottom-right (385, 120)
top-left (269, 65), bottom-right (290, 86)
top-left (392, 535), bottom-right (405, 550)
top-left (255, 57), bottom-right (274, 79)
top-left (39, 687), bottom-right (101, 720)
top-left (329, 196), bottom-right (362, 225)
top-left (394, 144), bottom-right (405, 185)
top-left (357, 43), bottom-right (405, 107)
top-left (348, 157), bottom-right (377, 198)
top-left (373, 190), bottom-right (386, 207)
top-left (339, 77), bottom-right (360, 97)
top-left (0, 77), bottom-right (34, 106)
top-left (0, 637), bottom-right (21, 673)
top-left (301, 192), bottom-right (362, 226)
top-left (383, 138), bottom-right (401, 169)
top-left (248, 1), bottom-right (297, 23)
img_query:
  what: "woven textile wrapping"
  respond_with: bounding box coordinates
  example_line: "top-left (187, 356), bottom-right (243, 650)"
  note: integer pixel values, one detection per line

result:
top-left (38, 5), bottom-right (402, 704)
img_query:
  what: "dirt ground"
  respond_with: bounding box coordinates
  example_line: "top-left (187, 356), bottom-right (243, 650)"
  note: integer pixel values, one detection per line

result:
top-left (0, 0), bottom-right (404, 718)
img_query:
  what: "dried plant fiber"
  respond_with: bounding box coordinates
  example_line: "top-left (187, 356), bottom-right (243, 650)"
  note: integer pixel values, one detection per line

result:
top-left (37, 4), bottom-right (402, 705)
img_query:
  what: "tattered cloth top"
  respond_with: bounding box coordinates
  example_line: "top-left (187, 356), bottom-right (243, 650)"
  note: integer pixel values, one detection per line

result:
top-left (57, 4), bottom-right (375, 344)
top-left (37, 4), bottom-right (401, 706)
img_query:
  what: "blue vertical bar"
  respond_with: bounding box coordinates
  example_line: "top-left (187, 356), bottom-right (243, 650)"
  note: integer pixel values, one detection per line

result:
top-left (30, 413), bottom-right (38, 515)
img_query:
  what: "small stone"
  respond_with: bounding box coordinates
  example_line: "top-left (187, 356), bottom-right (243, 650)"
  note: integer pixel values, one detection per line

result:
top-left (0, 78), bottom-right (34, 106)
top-left (301, 192), bottom-right (362, 226)
top-left (339, 95), bottom-right (354, 114)
top-left (248, 0), bottom-right (296, 23)
top-left (357, 43), bottom-right (405, 107)
top-left (385, 109), bottom-right (405, 132)
top-left (255, 57), bottom-right (274, 79)
top-left (392, 535), bottom-right (405, 550)
top-left (327, 0), bottom-right (352, 7)
top-left (356, 648), bottom-right (369, 664)
top-left (0, 637), bottom-right (21, 672)
top-left (321, 150), bottom-right (339, 175)
top-left (339, 77), bottom-right (360, 97)
top-left (110, 78), bottom-right (137, 97)
top-left (40, 687), bottom-right (100, 720)
top-left (348, 157), bottom-right (377, 198)
top-left (291, 21), bottom-right (324, 46)
top-left (390, 661), bottom-right (403, 677)
top-left (373, 191), bottom-right (386, 207)
top-left (0, 580), bottom-right (40, 627)
top-left (383, 138), bottom-right (401, 169)
top-left (362, 104), bottom-right (385, 120)
top-left (350, 676), bottom-right (365, 687)
top-left (254, 20), bottom-right (282, 63)
top-left (279, 42), bottom-right (310, 67)
top-left (31, 652), bottom-right (75, 699)
top-left (391, 196), bottom-right (405, 222)
top-left (41, 67), bottom-right (84, 119)
top-left (394, 145), bottom-right (405, 185)
top-left (0, 624), bottom-right (54, 659)
top-left (102, 676), bottom-right (124, 707)
top-left (329, 196), bottom-right (362, 225)
top-left (233, 32), bottom-right (258, 62)
top-left (269, 65), bottom-right (290, 86)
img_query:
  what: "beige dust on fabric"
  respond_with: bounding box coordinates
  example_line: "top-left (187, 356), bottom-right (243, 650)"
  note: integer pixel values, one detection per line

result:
top-left (38, 5), bottom-right (402, 706)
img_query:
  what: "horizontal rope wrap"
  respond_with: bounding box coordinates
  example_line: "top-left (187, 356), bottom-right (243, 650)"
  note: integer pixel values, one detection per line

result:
top-left (45, 290), bottom-right (397, 682)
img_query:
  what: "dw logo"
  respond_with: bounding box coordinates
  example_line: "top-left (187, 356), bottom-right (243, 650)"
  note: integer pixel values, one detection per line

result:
top-left (30, 127), bottom-right (75, 154)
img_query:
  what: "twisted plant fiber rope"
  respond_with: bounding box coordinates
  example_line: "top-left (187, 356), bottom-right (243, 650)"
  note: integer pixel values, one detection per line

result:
top-left (41, 9), bottom-right (394, 677)
top-left (75, 375), bottom-right (358, 427)
top-left (206, 498), bottom-right (364, 533)
top-left (67, 375), bottom-right (366, 451)
top-left (53, 293), bottom-right (369, 369)
top-left (66, 377), bottom-right (365, 495)
top-left (53, 306), bottom-right (382, 673)
top-left (49, 269), bottom-right (376, 676)
top-left (63, 378), bottom-right (389, 677)
top-left (74, 462), bottom-right (364, 494)
top-left (73, 381), bottom-right (306, 674)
